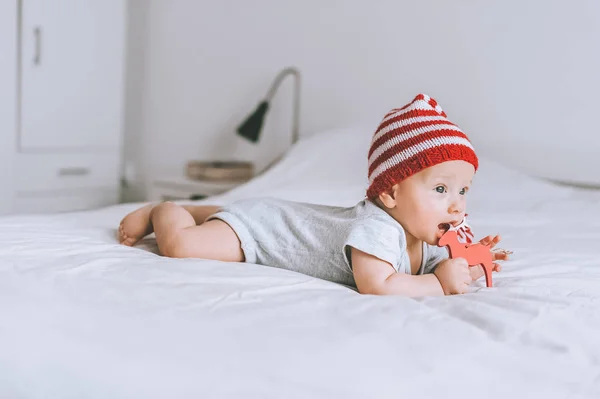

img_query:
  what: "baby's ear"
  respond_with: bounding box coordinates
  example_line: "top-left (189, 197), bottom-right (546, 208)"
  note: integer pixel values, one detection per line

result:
top-left (378, 185), bottom-right (399, 209)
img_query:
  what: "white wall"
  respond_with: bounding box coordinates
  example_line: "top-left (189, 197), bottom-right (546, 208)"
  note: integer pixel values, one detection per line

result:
top-left (0, 1), bottom-right (17, 213)
top-left (124, 0), bottom-right (600, 201)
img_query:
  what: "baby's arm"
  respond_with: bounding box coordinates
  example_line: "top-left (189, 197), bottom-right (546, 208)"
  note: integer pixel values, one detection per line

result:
top-left (352, 247), bottom-right (473, 296)
top-left (351, 247), bottom-right (444, 296)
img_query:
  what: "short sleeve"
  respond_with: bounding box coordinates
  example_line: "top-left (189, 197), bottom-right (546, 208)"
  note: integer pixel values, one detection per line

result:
top-left (343, 217), bottom-right (406, 272)
top-left (423, 244), bottom-right (449, 274)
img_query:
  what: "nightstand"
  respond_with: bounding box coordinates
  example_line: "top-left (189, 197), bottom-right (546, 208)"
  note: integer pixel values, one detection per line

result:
top-left (148, 176), bottom-right (243, 201)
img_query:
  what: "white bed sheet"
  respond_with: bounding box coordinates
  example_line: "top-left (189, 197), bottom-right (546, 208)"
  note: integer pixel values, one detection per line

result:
top-left (1, 127), bottom-right (599, 399)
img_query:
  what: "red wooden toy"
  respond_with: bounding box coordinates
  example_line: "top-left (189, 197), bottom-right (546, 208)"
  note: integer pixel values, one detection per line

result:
top-left (437, 218), bottom-right (495, 288)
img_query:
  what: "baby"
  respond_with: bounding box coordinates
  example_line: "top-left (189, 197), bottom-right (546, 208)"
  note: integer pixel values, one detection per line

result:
top-left (119, 93), bottom-right (509, 296)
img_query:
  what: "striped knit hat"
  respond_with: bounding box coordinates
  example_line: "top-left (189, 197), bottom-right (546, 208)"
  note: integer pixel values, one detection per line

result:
top-left (366, 93), bottom-right (478, 200)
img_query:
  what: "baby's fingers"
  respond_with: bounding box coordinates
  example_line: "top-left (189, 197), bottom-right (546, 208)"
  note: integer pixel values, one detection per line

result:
top-left (492, 248), bottom-right (513, 261)
top-left (479, 235), bottom-right (493, 244)
top-left (480, 235), bottom-right (501, 247)
top-left (494, 253), bottom-right (508, 261)
top-left (492, 263), bottom-right (502, 272)
top-left (489, 235), bottom-right (501, 248)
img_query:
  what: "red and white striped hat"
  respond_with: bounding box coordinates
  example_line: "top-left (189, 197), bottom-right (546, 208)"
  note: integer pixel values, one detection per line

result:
top-left (366, 93), bottom-right (478, 200)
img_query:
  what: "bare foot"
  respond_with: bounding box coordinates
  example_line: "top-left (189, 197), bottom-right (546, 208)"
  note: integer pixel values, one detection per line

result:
top-left (119, 204), bottom-right (154, 246)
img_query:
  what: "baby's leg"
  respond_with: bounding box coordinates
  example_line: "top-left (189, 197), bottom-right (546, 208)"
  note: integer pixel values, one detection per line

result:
top-left (119, 203), bottom-right (220, 246)
top-left (182, 204), bottom-right (221, 225)
top-left (150, 202), bottom-right (244, 261)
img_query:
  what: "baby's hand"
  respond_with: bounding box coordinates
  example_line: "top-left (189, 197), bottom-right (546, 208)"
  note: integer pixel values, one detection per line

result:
top-left (434, 258), bottom-right (472, 295)
top-left (479, 235), bottom-right (512, 261)
top-left (470, 235), bottom-right (512, 282)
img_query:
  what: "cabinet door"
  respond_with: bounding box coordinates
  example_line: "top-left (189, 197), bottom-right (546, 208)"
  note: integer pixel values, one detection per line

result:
top-left (0, 0), bottom-right (17, 215)
top-left (20, 0), bottom-right (125, 150)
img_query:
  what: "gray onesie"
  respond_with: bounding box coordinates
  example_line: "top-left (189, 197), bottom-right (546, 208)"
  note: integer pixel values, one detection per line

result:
top-left (207, 198), bottom-right (449, 288)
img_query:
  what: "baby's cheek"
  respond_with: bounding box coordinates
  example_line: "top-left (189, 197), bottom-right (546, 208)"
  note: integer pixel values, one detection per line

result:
top-left (421, 212), bottom-right (438, 235)
top-left (423, 203), bottom-right (443, 221)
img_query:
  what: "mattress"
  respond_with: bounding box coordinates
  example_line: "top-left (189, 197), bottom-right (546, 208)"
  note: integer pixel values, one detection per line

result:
top-left (1, 127), bottom-right (599, 399)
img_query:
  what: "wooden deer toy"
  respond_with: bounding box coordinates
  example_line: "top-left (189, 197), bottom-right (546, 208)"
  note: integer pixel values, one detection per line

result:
top-left (438, 227), bottom-right (495, 288)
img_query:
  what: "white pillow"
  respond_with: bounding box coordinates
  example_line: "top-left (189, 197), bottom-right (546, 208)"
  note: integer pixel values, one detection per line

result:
top-left (217, 126), bottom-right (373, 206)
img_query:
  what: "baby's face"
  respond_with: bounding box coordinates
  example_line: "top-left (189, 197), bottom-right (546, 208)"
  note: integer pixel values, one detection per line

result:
top-left (386, 160), bottom-right (475, 247)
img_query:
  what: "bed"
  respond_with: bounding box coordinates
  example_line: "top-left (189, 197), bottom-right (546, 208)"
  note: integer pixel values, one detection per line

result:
top-left (1, 126), bottom-right (599, 399)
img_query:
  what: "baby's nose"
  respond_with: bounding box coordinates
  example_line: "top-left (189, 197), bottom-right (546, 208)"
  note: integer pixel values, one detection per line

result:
top-left (449, 202), bottom-right (465, 215)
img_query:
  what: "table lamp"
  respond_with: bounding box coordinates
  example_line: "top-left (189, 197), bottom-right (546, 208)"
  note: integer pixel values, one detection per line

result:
top-left (236, 66), bottom-right (301, 146)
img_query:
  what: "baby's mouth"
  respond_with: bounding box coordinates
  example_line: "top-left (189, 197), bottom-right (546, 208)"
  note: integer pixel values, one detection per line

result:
top-left (436, 223), bottom-right (450, 239)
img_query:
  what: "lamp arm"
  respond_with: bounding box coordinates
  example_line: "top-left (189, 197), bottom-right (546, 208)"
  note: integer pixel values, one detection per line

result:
top-left (264, 67), bottom-right (301, 144)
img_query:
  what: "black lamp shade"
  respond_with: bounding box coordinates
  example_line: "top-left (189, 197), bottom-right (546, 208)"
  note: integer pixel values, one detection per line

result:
top-left (236, 101), bottom-right (270, 143)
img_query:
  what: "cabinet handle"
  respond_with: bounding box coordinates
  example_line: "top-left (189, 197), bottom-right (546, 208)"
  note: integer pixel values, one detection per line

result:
top-left (33, 26), bottom-right (42, 66)
top-left (57, 167), bottom-right (90, 177)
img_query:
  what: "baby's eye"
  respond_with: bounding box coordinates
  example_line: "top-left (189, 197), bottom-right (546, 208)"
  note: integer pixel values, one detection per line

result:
top-left (435, 186), bottom-right (446, 194)
top-left (459, 188), bottom-right (467, 195)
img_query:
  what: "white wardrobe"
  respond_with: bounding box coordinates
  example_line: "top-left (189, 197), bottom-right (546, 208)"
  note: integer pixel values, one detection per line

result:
top-left (0, 1), bottom-right (126, 215)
